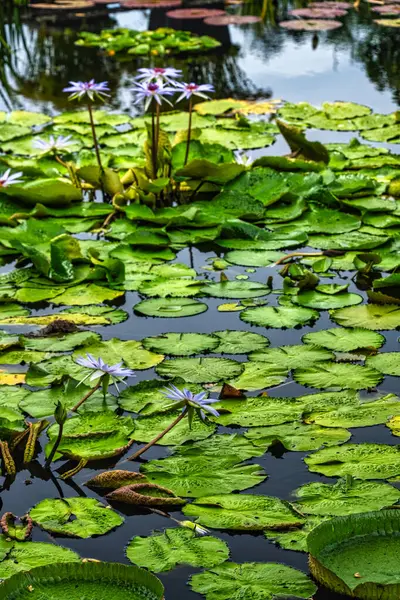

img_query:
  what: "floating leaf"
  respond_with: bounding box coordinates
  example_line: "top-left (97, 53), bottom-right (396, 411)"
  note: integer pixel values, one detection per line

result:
top-left (308, 393), bottom-right (400, 428)
top-left (119, 379), bottom-right (204, 415)
top-left (190, 562), bottom-right (317, 600)
top-left (245, 422), bottom-right (350, 451)
top-left (302, 327), bottom-right (385, 351)
top-left (106, 483), bottom-right (185, 507)
top-left (241, 305), bottom-right (319, 328)
top-left (249, 344), bottom-right (333, 369)
top-left (29, 497), bottom-right (124, 538)
top-left (214, 396), bottom-right (306, 427)
top-left (227, 361), bottom-right (287, 391)
top-left (134, 298), bottom-right (208, 318)
top-left (305, 443), bottom-right (400, 479)
top-left (73, 338), bottom-right (163, 370)
top-left (294, 290), bottom-right (363, 309)
top-left (366, 352), bottom-right (400, 376)
top-left (142, 332), bottom-right (219, 356)
top-left (202, 281), bottom-right (271, 299)
top-left (126, 528), bottom-right (229, 572)
top-left (133, 409), bottom-right (215, 445)
top-left (141, 456), bottom-right (266, 497)
top-left (173, 433), bottom-right (264, 461)
top-left (86, 470), bottom-right (146, 489)
top-left (293, 362), bottom-right (383, 390)
top-left (212, 330), bottom-right (270, 354)
top-left (331, 304), bottom-right (400, 330)
top-left (155, 357), bottom-right (243, 383)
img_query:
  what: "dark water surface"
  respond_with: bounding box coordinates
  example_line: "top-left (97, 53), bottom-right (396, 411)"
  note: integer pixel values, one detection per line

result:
top-left (0, 2), bottom-right (400, 599)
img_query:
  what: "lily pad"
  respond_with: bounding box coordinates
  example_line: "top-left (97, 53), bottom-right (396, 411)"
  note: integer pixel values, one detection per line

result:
top-left (293, 479), bottom-right (400, 516)
top-left (241, 305), bottom-right (319, 328)
top-left (249, 344), bottom-right (334, 369)
top-left (133, 409), bottom-right (216, 445)
top-left (202, 281), bottom-right (270, 299)
top-left (293, 362), bottom-right (383, 390)
top-left (245, 422), bottom-right (350, 451)
top-left (119, 379), bottom-right (203, 415)
top-left (227, 361), bottom-right (288, 391)
top-left (141, 455), bottom-right (266, 497)
top-left (29, 497), bottom-right (124, 538)
top-left (225, 250), bottom-right (284, 267)
top-left (190, 562), bottom-right (317, 600)
top-left (279, 19), bottom-right (343, 30)
top-left (0, 536), bottom-right (80, 580)
top-left (73, 338), bottom-right (163, 370)
top-left (331, 304), bottom-right (400, 330)
top-left (212, 330), bottom-right (270, 354)
top-left (155, 357), bottom-right (243, 383)
top-left (134, 298), bottom-right (207, 318)
top-left (173, 433), bottom-right (264, 460)
top-left (166, 8), bottom-right (226, 18)
top-left (366, 352), bottom-right (400, 376)
top-left (294, 290), bottom-right (363, 309)
top-left (305, 443), bottom-right (400, 479)
top-left (302, 327), bottom-right (385, 351)
top-left (214, 395), bottom-right (306, 427)
top-left (142, 332), bottom-right (219, 356)
top-left (126, 528), bottom-right (229, 573)
top-left (183, 494), bottom-right (304, 530)
top-left (308, 393), bottom-right (400, 428)
top-left (289, 7), bottom-right (348, 17)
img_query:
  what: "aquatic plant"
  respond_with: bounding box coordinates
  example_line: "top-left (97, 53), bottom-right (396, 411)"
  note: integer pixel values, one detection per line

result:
top-left (44, 401), bottom-right (67, 469)
top-left (74, 354), bottom-right (135, 410)
top-left (129, 386), bottom-right (219, 460)
top-left (63, 80), bottom-right (110, 173)
top-left (0, 168), bottom-right (23, 187)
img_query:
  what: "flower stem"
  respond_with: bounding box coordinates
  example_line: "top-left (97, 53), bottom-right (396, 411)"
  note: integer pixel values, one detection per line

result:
top-left (45, 422), bottom-right (64, 470)
top-left (156, 101), bottom-right (160, 151)
top-left (128, 409), bottom-right (187, 461)
top-left (184, 97), bottom-right (193, 166)
top-left (71, 380), bottom-right (101, 413)
top-left (87, 102), bottom-right (103, 173)
top-left (151, 99), bottom-right (157, 179)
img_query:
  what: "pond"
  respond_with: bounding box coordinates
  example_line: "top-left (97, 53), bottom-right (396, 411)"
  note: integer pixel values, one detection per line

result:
top-left (0, 1), bottom-right (399, 599)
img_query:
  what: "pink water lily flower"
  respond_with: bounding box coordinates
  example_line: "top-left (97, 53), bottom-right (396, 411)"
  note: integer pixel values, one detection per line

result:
top-left (63, 80), bottom-right (110, 102)
top-left (175, 82), bottom-right (214, 102)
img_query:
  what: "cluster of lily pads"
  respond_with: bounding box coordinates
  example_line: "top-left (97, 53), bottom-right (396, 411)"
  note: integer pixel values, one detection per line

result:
top-left (0, 90), bottom-right (400, 599)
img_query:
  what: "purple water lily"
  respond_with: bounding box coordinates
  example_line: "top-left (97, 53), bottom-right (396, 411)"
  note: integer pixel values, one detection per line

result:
top-left (75, 353), bottom-right (135, 390)
top-left (163, 385), bottom-right (220, 420)
top-left (135, 67), bottom-right (182, 85)
top-left (63, 80), bottom-right (110, 102)
top-left (33, 135), bottom-right (74, 153)
top-left (0, 169), bottom-right (23, 187)
top-left (175, 82), bottom-right (214, 102)
top-left (131, 81), bottom-right (175, 111)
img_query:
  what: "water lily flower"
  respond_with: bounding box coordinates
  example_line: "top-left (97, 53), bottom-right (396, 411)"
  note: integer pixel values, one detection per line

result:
top-left (33, 135), bottom-right (74, 154)
top-left (130, 81), bottom-right (175, 111)
top-left (75, 353), bottom-right (135, 390)
top-left (0, 169), bottom-right (23, 187)
top-left (135, 67), bottom-right (182, 85)
top-left (163, 385), bottom-right (220, 420)
top-left (175, 82), bottom-right (214, 102)
top-left (235, 151), bottom-right (253, 167)
top-left (63, 79), bottom-right (110, 102)
top-left (178, 520), bottom-right (210, 536)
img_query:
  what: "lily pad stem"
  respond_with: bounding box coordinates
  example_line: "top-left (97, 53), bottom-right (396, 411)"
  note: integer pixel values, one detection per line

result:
top-left (87, 102), bottom-right (103, 173)
top-left (184, 97), bottom-right (193, 166)
top-left (45, 422), bottom-right (64, 470)
top-left (274, 251), bottom-right (324, 266)
top-left (71, 380), bottom-right (101, 412)
top-left (128, 408), bottom-right (188, 461)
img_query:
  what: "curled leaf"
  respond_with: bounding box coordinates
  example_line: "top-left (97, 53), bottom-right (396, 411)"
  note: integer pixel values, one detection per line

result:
top-left (106, 483), bottom-right (186, 507)
top-left (86, 469), bottom-right (147, 490)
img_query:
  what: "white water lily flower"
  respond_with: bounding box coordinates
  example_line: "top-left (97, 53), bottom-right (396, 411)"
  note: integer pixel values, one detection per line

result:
top-left (0, 169), bottom-right (23, 187)
top-left (33, 135), bottom-right (74, 153)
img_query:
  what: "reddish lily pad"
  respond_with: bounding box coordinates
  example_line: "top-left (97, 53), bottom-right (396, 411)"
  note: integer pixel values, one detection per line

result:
top-left (204, 14), bottom-right (261, 24)
top-left (289, 7), bottom-right (347, 17)
top-left (279, 18), bottom-right (343, 30)
top-left (372, 4), bottom-right (400, 13)
top-left (30, 1), bottom-right (95, 8)
top-left (310, 1), bottom-right (350, 8)
top-left (374, 17), bottom-right (400, 25)
top-left (166, 7), bottom-right (226, 18)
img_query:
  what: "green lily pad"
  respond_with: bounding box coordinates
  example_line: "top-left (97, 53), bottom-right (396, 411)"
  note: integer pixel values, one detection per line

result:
top-left (133, 409), bottom-right (215, 446)
top-left (302, 327), bottom-right (385, 351)
top-left (126, 528), bottom-right (229, 573)
top-left (183, 493), bottom-right (304, 530)
top-left (264, 516), bottom-right (326, 553)
top-left (202, 281), bottom-right (271, 299)
top-left (366, 352), bottom-right (400, 376)
top-left (249, 344), bottom-right (334, 369)
top-left (29, 497), bottom-right (124, 538)
top-left (141, 456), bottom-right (266, 497)
top-left (305, 443), bottom-right (400, 479)
top-left (51, 284), bottom-right (124, 306)
top-left (0, 536), bottom-right (80, 580)
top-left (142, 332), bottom-right (219, 356)
top-left (294, 290), bottom-right (363, 309)
top-left (292, 205), bottom-right (361, 234)
top-left (331, 304), bottom-right (400, 330)
top-left (241, 305), bottom-right (319, 328)
top-left (293, 362), bottom-right (383, 390)
top-left (308, 393), bottom-right (400, 428)
top-left (173, 433), bottom-right (264, 461)
top-left (227, 361), bottom-right (288, 391)
top-left (138, 278), bottom-right (203, 298)
top-left (214, 395), bottom-right (306, 427)
top-left (212, 330), bottom-right (270, 354)
top-left (224, 250), bottom-right (284, 267)
top-left (245, 422), bottom-right (350, 451)
top-left (73, 338), bottom-right (163, 370)
top-left (134, 297), bottom-right (208, 318)
top-left (190, 562), bottom-right (316, 600)
top-left (155, 357), bottom-right (243, 383)
top-left (293, 479), bottom-right (400, 516)
top-left (308, 231), bottom-right (388, 250)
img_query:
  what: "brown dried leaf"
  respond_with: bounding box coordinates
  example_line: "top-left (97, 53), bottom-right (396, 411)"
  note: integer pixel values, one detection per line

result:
top-left (106, 483), bottom-right (186, 506)
top-left (86, 469), bottom-right (147, 489)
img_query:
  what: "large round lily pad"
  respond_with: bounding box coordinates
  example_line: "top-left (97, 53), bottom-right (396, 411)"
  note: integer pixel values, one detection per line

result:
top-left (302, 327), bottom-right (385, 351)
top-left (134, 298), bottom-right (208, 318)
top-left (289, 7), bottom-right (348, 17)
top-left (308, 511), bottom-right (400, 599)
top-left (279, 19), bottom-right (343, 30)
top-left (293, 362), bottom-right (383, 390)
top-left (190, 562), bottom-right (317, 600)
top-left (155, 357), bottom-right (243, 383)
top-left (241, 305), bottom-right (319, 328)
top-left (29, 498), bottom-right (124, 538)
top-left (212, 330), bottom-right (270, 354)
top-left (331, 304), bottom-right (400, 330)
top-left (0, 562), bottom-right (164, 600)
top-left (166, 7), bottom-right (226, 18)
top-left (204, 14), bottom-right (262, 24)
top-left (142, 332), bottom-right (219, 356)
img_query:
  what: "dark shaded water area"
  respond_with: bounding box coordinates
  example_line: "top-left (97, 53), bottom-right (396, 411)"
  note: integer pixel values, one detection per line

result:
top-left (0, 1), bottom-right (400, 599)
